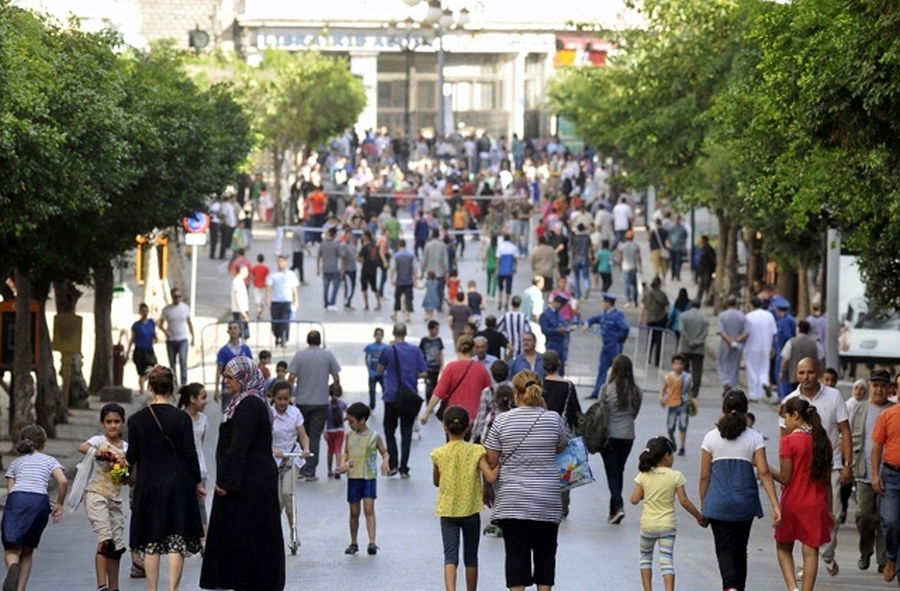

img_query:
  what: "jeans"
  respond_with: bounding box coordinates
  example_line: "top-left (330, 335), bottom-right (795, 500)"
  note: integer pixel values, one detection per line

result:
top-left (270, 301), bottom-right (292, 344)
top-left (623, 269), bottom-right (638, 305)
top-left (343, 270), bottom-right (357, 307)
top-left (572, 256), bottom-right (590, 298)
top-left (441, 514), bottom-right (481, 567)
top-left (857, 480), bottom-right (885, 566)
top-left (599, 438), bottom-right (634, 516)
top-left (296, 404), bottom-right (327, 477)
top-left (709, 518), bottom-right (754, 591)
top-left (685, 352), bottom-right (704, 398)
top-left (165, 339), bottom-right (189, 385)
top-left (383, 401), bottom-right (414, 474)
top-left (591, 343), bottom-right (621, 398)
top-left (378, 266), bottom-right (389, 298)
top-left (323, 272), bottom-right (341, 308)
top-left (367, 375), bottom-right (383, 409)
top-left (670, 249), bottom-right (684, 280)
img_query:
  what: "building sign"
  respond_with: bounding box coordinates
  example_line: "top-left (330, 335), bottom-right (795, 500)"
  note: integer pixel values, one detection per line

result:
top-left (256, 32), bottom-right (435, 51)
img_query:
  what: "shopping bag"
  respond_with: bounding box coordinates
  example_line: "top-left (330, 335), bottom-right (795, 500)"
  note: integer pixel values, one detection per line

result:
top-left (556, 436), bottom-right (595, 492)
top-left (65, 447), bottom-right (96, 514)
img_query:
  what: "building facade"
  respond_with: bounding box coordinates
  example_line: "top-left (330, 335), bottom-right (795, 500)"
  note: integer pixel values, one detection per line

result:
top-left (18, 0), bottom-right (627, 140)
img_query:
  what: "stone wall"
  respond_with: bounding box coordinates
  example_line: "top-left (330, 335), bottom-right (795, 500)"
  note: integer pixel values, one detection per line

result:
top-left (136, 0), bottom-right (238, 49)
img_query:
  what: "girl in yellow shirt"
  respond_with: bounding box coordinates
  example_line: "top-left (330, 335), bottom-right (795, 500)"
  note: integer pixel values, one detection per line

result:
top-left (431, 406), bottom-right (498, 591)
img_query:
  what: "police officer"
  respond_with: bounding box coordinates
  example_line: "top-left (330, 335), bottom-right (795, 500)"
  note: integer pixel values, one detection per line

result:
top-left (540, 293), bottom-right (572, 376)
top-left (584, 293), bottom-right (630, 399)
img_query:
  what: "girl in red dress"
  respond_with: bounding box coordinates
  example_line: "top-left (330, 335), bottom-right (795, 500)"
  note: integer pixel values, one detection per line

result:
top-left (771, 397), bottom-right (835, 591)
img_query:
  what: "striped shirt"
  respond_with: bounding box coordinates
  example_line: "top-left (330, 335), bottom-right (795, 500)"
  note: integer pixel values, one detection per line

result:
top-left (6, 452), bottom-right (63, 495)
top-left (484, 406), bottom-right (567, 523)
top-left (497, 311), bottom-right (530, 358)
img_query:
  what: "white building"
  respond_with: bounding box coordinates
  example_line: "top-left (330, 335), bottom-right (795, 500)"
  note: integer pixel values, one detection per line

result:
top-left (15, 0), bottom-right (635, 140)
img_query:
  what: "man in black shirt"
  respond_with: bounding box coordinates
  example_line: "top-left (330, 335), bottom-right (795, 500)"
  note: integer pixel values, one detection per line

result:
top-left (476, 315), bottom-right (512, 360)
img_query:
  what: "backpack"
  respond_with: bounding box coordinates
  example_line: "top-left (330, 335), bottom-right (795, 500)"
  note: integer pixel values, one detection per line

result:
top-left (578, 385), bottom-right (610, 454)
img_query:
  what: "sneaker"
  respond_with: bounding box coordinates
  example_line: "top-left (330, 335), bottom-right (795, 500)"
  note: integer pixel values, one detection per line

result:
top-left (859, 553), bottom-right (872, 570)
top-left (367, 543), bottom-right (378, 555)
top-left (763, 384), bottom-right (772, 399)
top-left (400, 472), bottom-right (410, 479)
top-left (609, 509), bottom-right (626, 525)
top-left (824, 558), bottom-right (839, 576)
top-left (3, 563), bottom-right (19, 591)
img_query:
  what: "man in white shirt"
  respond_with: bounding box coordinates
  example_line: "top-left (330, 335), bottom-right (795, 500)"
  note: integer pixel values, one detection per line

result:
top-left (159, 288), bottom-right (194, 385)
top-left (743, 297), bottom-right (777, 401)
top-left (779, 357), bottom-right (851, 576)
top-left (266, 255), bottom-right (300, 347)
top-left (593, 206), bottom-right (614, 247)
top-left (612, 196), bottom-right (634, 246)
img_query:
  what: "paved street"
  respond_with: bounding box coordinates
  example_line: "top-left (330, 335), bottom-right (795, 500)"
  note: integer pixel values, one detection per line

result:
top-left (25, 220), bottom-right (886, 590)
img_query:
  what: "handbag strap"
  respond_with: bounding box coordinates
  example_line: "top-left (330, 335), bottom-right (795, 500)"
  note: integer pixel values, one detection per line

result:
top-left (447, 361), bottom-right (475, 399)
top-left (500, 409), bottom-right (544, 465)
top-left (148, 404), bottom-right (180, 464)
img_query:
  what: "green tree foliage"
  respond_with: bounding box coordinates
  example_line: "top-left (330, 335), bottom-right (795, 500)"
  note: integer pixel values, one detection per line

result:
top-left (0, 7), bottom-right (252, 436)
top-left (229, 49), bottom-right (367, 225)
top-left (718, 0), bottom-right (900, 308)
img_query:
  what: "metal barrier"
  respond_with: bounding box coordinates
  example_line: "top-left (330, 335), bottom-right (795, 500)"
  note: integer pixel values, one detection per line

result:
top-left (199, 318), bottom-right (326, 387)
top-left (632, 325), bottom-right (680, 393)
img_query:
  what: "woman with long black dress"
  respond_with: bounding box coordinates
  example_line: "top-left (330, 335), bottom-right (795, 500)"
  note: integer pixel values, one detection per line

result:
top-left (127, 366), bottom-right (204, 591)
top-left (200, 356), bottom-right (285, 591)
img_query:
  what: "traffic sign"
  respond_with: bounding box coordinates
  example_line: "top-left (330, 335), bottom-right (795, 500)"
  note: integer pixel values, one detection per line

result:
top-left (183, 212), bottom-right (210, 233)
top-left (185, 233), bottom-right (208, 246)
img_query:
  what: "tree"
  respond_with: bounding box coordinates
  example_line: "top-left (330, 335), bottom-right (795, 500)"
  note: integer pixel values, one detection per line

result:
top-left (717, 0), bottom-right (900, 308)
top-left (549, 0), bottom-right (761, 307)
top-left (242, 50), bottom-right (366, 225)
top-left (81, 47), bottom-right (252, 392)
top-left (0, 6), bottom-right (135, 438)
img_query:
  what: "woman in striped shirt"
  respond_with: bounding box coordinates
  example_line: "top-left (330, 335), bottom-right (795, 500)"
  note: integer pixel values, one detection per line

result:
top-left (485, 370), bottom-right (568, 591)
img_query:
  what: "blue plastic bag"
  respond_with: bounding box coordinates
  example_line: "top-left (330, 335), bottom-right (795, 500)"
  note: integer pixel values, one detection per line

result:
top-left (557, 436), bottom-right (595, 492)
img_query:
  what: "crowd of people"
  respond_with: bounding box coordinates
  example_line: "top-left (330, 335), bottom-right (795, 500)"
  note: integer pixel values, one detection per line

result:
top-left (7, 134), bottom-right (900, 591)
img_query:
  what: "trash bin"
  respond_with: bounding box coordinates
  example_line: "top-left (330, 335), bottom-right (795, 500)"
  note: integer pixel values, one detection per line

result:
top-left (112, 283), bottom-right (134, 331)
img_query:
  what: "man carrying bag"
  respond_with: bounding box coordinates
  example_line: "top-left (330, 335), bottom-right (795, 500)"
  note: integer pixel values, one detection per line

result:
top-left (377, 322), bottom-right (428, 478)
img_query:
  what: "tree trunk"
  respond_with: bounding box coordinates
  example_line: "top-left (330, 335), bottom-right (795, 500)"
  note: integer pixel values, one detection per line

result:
top-left (52, 280), bottom-right (81, 314)
top-left (712, 209), bottom-right (730, 313)
top-left (35, 298), bottom-right (65, 437)
top-left (725, 221), bottom-right (740, 297)
top-left (745, 229), bottom-right (762, 307)
top-left (796, 260), bottom-right (810, 320)
top-left (272, 147), bottom-right (285, 227)
top-left (164, 228), bottom-right (188, 302)
top-left (12, 269), bottom-right (35, 445)
top-left (775, 260), bottom-right (797, 310)
top-left (89, 262), bottom-right (114, 393)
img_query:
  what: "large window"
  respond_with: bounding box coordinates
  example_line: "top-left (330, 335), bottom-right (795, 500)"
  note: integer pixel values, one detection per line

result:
top-left (377, 80), bottom-right (407, 109)
top-left (450, 80), bottom-right (502, 111)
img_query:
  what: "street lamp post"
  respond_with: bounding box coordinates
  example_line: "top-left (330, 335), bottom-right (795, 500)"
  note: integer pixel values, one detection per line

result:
top-left (400, 0), bottom-right (469, 138)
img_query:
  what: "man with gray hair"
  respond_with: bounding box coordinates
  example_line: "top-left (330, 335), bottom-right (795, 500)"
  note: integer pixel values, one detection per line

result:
top-left (716, 294), bottom-right (747, 393)
top-left (473, 336), bottom-right (499, 375)
top-left (377, 322), bottom-right (427, 478)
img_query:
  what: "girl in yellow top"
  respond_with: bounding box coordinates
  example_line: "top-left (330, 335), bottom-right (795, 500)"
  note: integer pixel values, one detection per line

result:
top-left (630, 436), bottom-right (707, 591)
top-left (431, 406), bottom-right (498, 591)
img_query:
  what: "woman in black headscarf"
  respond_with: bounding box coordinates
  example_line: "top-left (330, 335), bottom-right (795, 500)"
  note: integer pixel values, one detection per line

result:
top-left (200, 356), bottom-right (284, 591)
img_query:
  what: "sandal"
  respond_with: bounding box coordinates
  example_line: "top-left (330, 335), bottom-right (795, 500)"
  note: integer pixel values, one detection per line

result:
top-left (367, 543), bottom-right (378, 555)
top-left (344, 543), bottom-right (359, 555)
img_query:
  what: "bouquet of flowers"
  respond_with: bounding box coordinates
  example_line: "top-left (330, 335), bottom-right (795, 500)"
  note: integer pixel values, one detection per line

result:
top-left (96, 450), bottom-right (130, 485)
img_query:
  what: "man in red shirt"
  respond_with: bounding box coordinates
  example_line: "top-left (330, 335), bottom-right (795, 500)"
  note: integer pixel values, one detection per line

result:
top-left (250, 254), bottom-right (270, 320)
top-left (307, 186), bottom-right (328, 243)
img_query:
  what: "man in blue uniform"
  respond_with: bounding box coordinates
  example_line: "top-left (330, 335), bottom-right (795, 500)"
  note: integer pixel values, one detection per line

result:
top-left (584, 293), bottom-right (631, 399)
top-left (540, 293), bottom-right (572, 376)
top-left (773, 296), bottom-right (796, 400)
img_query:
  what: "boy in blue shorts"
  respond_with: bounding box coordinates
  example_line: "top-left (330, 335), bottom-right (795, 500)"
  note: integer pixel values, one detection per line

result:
top-left (339, 402), bottom-right (390, 556)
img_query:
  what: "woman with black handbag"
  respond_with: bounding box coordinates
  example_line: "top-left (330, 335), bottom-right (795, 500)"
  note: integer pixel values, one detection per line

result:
top-left (127, 366), bottom-right (204, 591)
